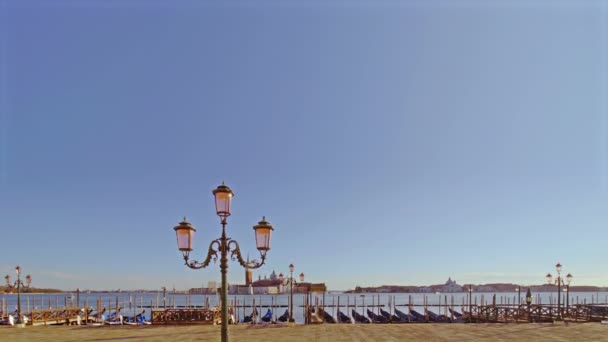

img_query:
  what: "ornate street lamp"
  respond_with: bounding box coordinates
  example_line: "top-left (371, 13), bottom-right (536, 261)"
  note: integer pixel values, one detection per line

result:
top-left (279, 264), bottom-right (303, 323)
top-left (526, 288), bottom-right (532, 322)
top-left (4, 266), bottom-right (32, 325)
top-left (565, 273), bottom-right (573, 310)
top-left (545, 262), bottom-right (571, 321)
top-left (174, 183), bottom-right (273, 342)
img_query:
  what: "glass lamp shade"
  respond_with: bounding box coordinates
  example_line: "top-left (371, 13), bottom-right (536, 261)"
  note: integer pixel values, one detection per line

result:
top-left (15, 266), bottom-right (21, 275)
top-left (26, 275), bottom-right (32, 285)
top-left (174, 218), bottom-right (197, 252)
top-left (279, 273), bottom-right (284, 282)
top-left (4, 275), bottom-right (10, 285)
top-left (555, 263), bottom-right (562, 273)
top-left (289, 264), bottom-right (294, 273)
top-left (213, 183), bottom-right (234, 218)
top-left (299, 273), bottom-right (305, 282)
top-left (546, 273), bottom-right (553, 284)
top-left (253, 217), bottom-right (274, 253)
top-left (566, 273), bottom-right (573, 284)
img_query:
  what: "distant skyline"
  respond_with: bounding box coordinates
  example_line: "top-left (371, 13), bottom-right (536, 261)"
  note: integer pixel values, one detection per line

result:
top-left (1, 0), bottom-right (607, 291)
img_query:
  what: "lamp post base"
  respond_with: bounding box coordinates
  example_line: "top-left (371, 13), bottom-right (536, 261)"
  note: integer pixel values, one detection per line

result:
top-left (14, 323), bottom-right (26, 328)
top-left (288, 320), bottom-right (296, 327)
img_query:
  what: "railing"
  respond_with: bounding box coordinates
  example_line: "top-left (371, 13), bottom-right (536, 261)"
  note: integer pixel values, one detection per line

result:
top-left (150, 308), bottom-right (221, 325)
top-left (466, 303), bottom-right (608, 323)
top-left (27, 307), bottom-right (85, 326)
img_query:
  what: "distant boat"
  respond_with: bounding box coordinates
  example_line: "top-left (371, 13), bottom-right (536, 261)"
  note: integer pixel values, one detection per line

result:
top-left (351, 309), bottom-right (370, 323)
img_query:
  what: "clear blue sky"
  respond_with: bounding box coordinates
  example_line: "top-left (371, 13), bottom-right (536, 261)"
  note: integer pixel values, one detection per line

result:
top-left (1, 0), bottom-right (606, 291)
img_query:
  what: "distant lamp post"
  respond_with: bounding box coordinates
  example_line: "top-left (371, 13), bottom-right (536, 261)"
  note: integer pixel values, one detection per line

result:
top-left (565, 273), bottom-right (573, 310)
top-left (526, 288), bottom-right (532, 322)
top-left (173, 183), bottom-right (274, 342)
top-left (468, 285), bottom-right (473, 322)
top-left (279, 264), bottom-right (303, 323)
top-left (545, 262), bottom-right (571, 320)
top-left (4, 266), bottom-right (32, 325)
top-left (515, 287), bottom-right (521, 306)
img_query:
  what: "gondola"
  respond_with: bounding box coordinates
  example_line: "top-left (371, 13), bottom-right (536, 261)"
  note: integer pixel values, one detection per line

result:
top-left (277, 309), bottom-right (289, 322)
top-left (104, 311), bottom-right (123, 325)
top-left (338, 310), bottom-right (351, 323)
top-left (351, 309), bottom-right (370, 323)
top-left (367, 309), bottom-right (389, 323)
top-left (409, 309), bottom-right (426, 322)
top-left (448, 308), bottom-right (464, 322)
top-left (394, 308), bottom-right (416, 322)
top-left (380, 308), bottom-right (405, 323)
top-left (242, 308), bottom-right (258, 323)
top-left (0, 312), bottom-right (16, 326)
top-left (261, 309), bottom-right (272, 323)
top-left (449, 308), bottom-right (463, 318)
top-left (319, 308), bottom-right (336, 323)
top-left (426, 309), bottom-right (450, 323)
top-left (123, 310), bottom-right (150, 325)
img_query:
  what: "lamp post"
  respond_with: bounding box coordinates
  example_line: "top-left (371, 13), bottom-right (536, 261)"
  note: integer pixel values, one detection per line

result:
top-left (4, 266), bottom-right (32, 325)
top-left (515, 287), bottom-right (521, 306)
top-left (279, 265), bottom-right (304, 323)
top-left (526, 288), bottom-right (532, 322)
top-left (545, 263), bottom-right (572, 320)
top-left (173, 183), bottom-right (274, 342)
top-left (565, 273), bottom-right (572, 310)
top-left (468, 285), bottom-right (473, 322)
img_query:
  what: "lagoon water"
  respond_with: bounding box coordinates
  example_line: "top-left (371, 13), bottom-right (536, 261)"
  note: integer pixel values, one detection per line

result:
top-left (3, 291), bottom-right (607, 324)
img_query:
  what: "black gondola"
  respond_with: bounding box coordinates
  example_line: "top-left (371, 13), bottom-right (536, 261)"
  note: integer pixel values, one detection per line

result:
top-left (351, 309), bottom-right (370, 323)
top-left (448, 308), bottom-right (464, 322)
top-left (410, 309), bottom-right (426, 322)
top-left (319, 308), bottom-right (336, 323)
top-left (367, 309), bottom-right (389, 323)
top-left (261, 309), bottom-right (272, 323)
top-left (426, 309), bottom-right (450, 322)
top-left (338, 310), bottom-right (351, 323)
top-left (277, 309), bottom-right (289, 322)
top-left (242, 308), bottom-right (258, 323)
top-left (394, 308), bottom-right (416, 322)
top-left (380, 308), bottom-right (405, 323)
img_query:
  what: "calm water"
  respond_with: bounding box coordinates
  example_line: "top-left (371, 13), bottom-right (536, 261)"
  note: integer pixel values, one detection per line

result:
top-left (2, 291), bottom-right (607, 324)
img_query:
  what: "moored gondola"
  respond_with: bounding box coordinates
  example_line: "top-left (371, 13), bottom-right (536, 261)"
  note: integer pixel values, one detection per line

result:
top-left (242, 308), bottom-right (258, 323)
top-left (380, 308), bottom-right (405, 323)
top-left (351, 309), bottom-right (370, 323)
top-left (338, 310), bottom-right (352, 323)
top-left (394, 308), bottom-right (416, 322)
top-left (261, 309), bottom-right (272, 323)
top-left (367, 309), bottom-right (389, 323)
top-left (409, 309), bottom-right (426, 322)
top-left (426, 309), bottom-right (450, 322)
top-left (319, 308), bottom-right (336, 323)
top-left (277, 309), bottom-right (289, 322)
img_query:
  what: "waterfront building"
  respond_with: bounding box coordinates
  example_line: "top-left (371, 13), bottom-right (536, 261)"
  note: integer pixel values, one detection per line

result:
top-left (229, 270), bottom-right (326, 294)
